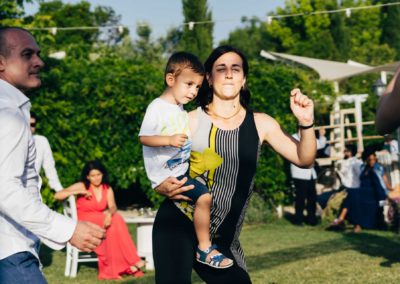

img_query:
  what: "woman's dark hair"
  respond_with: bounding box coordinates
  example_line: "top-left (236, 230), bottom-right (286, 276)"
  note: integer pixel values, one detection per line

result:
top-left (80, 160), bottom-right (109, 189)
top-left (196, 45), bottom-right (251, 111)
top-left (361, 150), bottom-right (376, 164)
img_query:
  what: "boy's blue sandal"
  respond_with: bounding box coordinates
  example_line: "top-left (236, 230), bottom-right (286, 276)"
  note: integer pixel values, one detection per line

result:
top-left (196, 244), bottom-right (234, 269)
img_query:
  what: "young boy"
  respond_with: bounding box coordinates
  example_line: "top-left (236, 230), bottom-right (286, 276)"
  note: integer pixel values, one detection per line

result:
top-left (139, 52), bottom-right (233, 269)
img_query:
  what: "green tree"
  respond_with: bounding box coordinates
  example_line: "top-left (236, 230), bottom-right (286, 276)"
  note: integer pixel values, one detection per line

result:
top-left (178, 0), bottom-right (213, 61)
top-left (0, 0), bottom-right (32, 25)
top-left (221, 16), bottom-right (277, 60)
top-left (379, 0), bottom-right (400, 60)
top-left (30, 54), bottom-right (165, 207)
top-left (25, 0), bottom-right (126, 55)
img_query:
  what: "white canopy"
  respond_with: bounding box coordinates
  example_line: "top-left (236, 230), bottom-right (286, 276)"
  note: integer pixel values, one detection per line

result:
top-left (260, 50), bottom-right (400, 82)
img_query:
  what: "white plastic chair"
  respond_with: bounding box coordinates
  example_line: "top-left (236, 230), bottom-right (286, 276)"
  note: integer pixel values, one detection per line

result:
top-left (63, 195), bottom-right (98, 277)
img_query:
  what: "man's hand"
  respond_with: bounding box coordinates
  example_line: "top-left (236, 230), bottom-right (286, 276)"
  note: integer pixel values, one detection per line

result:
top-left (155, 176), bottom-right (194, 201)
top-left (169, 134), bottom-right (188, 147)
top-left (69, 221), bottom-right (105, 252)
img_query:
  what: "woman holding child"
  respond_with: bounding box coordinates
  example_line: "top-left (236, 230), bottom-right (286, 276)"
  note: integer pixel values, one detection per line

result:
top-left (153, 45), bottom-right (317, 283)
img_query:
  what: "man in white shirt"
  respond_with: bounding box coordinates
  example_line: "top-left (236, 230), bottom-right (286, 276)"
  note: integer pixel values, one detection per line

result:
top-left (0, 27), bottom-right (105, 284)
top-left (327, 144), bottom-right (362, 230)
top-left (290, 128), bottom-right (327, 225)
top-left (30, 112), bottom-right (63, 192)
top-left (338, 144), bottom-right (362, 190)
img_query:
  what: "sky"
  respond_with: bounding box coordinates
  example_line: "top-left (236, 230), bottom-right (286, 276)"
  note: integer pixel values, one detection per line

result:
top-left (25, 0), bottom-right (285, 45)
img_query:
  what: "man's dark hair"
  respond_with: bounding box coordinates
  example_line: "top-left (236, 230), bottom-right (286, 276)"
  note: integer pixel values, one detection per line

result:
top-left (345, 144), bottom-right (357, 157)
top-left (0, 26), bottom-right (32, 57)
top-left (30, 111), bottom-right (37, 121)
top-left (164, 51), bottom-right (205, 86)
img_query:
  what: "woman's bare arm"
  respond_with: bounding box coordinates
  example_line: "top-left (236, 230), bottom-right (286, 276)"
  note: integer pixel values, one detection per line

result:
top-left (376, 67), bottom-right (400, 134)
top-left (54, 182), bottom-right (88, 200)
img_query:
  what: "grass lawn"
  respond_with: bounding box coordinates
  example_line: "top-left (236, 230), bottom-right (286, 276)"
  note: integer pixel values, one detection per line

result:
top-left (41, 219), bottom-right (400, 283)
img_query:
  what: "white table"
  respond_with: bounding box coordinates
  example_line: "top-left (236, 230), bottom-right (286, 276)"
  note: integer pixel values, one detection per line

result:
top-left (123, 216), bottom-right (155, 270)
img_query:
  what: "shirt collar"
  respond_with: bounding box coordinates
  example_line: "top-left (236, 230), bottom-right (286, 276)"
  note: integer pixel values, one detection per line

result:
top-left (0, 78), bottom-right (30, 108)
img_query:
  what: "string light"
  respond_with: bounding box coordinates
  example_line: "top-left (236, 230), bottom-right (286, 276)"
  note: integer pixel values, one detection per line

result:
top-left (345, 8), bottom-right (351, 18)
top-left (188, 21), bottom-right (195, 30)
top-left (26, 2), bottom-right (400, 33)
top-left (268, 1), bottom-right (400, 21)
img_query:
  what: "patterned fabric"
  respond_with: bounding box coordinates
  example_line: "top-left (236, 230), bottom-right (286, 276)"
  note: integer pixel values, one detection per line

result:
top-left (175, 107), bottom-right (261, 270)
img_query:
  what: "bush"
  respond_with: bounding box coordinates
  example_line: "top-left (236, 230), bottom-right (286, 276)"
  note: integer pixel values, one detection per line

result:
top-left (244, 192), bottom-right (278, 225)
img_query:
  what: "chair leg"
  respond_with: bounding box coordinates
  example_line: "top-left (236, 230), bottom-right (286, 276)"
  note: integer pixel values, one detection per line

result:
top-left (70, 248), bottom-right (79, 278)
top-left (64, 244), bottom-right (72, 277)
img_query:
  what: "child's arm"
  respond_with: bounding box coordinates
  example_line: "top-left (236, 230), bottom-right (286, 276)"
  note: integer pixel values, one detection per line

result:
top-left (140, 134), bottom-right (188, 148)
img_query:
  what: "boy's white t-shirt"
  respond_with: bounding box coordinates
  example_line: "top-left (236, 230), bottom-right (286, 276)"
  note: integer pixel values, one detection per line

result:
top-left (139, 98), bottom-right (191, 188)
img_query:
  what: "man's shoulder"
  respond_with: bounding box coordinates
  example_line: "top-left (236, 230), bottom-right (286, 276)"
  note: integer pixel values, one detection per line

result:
top-left (34, 134), bottom-right (49, 143)
top-left (0, 107), bottom-right (25, 132)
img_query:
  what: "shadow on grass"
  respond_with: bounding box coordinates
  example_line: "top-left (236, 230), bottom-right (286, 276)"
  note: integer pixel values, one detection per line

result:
top-left (246, 231), bottom-right (400, 271)
top-left (343, 232), bottom-right (400, 267)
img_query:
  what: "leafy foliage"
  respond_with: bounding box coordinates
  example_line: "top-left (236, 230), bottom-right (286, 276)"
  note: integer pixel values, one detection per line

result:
top-left (30, 52), bottom-right (165, 206)
top-left (178, 0), bottom-right (213, 61)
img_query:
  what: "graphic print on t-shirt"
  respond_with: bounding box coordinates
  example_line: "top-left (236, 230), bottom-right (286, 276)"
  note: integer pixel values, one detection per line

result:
top-left (166, 140), bottom-right (191, 170)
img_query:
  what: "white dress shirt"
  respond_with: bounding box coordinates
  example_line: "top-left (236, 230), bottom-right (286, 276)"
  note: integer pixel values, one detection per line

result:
top-left (337, 156), bottom-right (362, 189)
top-left (0, 79), bottom-right (76, 261)
top-left (290, 132), bottom-right (327, 180)
top-left (34, 134), bottom-right (63, 191)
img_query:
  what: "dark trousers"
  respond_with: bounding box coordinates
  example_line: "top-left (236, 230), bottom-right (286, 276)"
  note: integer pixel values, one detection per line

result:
top-left (293, 178), bottom-right (317, 224)
top-left (153, 199), bottom-right (252, 284)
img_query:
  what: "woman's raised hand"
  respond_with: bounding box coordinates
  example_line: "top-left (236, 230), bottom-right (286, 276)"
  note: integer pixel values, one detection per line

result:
top-left (290, 88), bottom-right (314, 126)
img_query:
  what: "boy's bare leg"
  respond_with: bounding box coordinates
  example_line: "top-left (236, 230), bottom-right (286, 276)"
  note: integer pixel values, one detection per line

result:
top-left (194, 193), bottom-right (213, 251)
top-left (194, 193), bottom-right (232, 266)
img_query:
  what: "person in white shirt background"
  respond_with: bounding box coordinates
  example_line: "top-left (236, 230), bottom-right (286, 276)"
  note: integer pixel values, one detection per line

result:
top-left (290, 127), bottom-right (327, 225)
top-left (30, 112), bottom-right (63, 192)
top-left (0, 26), bottom-right (105, 284)
top-left (339, 144), bottom-right (363, 190)
top-left (327, 144), bottom-right (363, 230)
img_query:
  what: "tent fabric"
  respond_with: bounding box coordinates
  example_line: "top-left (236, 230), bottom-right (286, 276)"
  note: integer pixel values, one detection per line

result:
top-left (260, 50), bottom-right (400, 82)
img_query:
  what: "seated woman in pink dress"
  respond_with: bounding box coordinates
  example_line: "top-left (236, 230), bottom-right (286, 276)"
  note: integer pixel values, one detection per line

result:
top-left (54, 160), bottom-right (145, 280)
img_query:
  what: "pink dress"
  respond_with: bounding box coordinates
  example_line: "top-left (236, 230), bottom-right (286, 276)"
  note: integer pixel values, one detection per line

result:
top-left (76, 184), bottom-right (143, 279)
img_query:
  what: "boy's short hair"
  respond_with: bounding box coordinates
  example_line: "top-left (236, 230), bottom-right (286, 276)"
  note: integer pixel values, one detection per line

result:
top-left (164, 51), bottom-right (205, 86)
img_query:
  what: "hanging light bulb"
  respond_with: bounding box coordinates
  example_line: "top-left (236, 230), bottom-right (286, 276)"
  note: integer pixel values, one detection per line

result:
top-left (50, 27), bottom-right (57, 36)
top-left (345, 8), bottom-right (351, 18)
top-left (118, 25), bottom-right (124, 34)
top-left (188, 21), bottom-right (195, 31)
